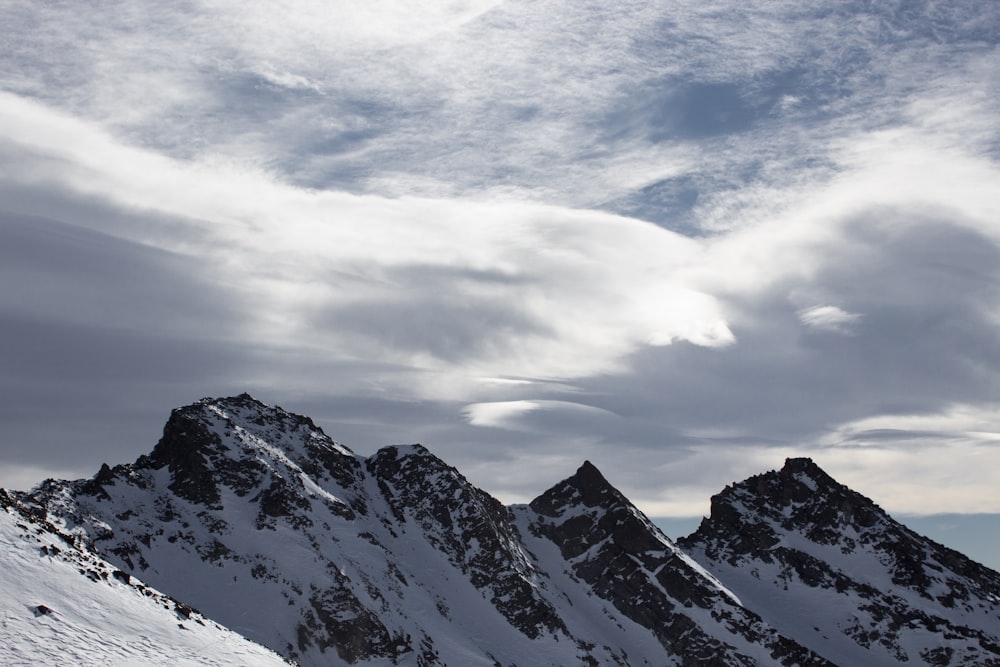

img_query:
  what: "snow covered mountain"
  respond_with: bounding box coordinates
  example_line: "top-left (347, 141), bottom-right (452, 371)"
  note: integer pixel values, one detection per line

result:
top-left (678, 458), bottom-right (1000, 666)
top-left (7, 395), bottom-right (1000, 666)
top-left (0, 488), bottom-right (289, 666)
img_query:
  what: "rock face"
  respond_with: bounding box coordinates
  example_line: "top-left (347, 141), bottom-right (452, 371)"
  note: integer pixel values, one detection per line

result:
top-left (13, 396), bottom-right (1000, 666)
top-left (678, 458), bottom-right (1000, 667)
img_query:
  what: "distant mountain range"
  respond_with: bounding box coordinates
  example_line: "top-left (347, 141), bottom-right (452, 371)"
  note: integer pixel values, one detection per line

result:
top-left (4, 394), bottom-right (999, 666)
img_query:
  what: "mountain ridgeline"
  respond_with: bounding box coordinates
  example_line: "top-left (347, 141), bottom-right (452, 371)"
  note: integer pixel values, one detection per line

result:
top-left (8, 395), bottom-right (1000, 666)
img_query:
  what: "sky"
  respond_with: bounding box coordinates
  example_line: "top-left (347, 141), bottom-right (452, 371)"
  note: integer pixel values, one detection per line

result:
top-left (1, 1), bottom-right (1000, 565)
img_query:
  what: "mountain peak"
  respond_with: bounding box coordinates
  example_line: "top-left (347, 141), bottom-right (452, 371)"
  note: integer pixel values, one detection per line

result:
top-left (682, 457), bottom-right (885, 557)
top-left (780, 456), bottom-right (820, 475)
top-left (529, 459), bottom-right (621, 519)
top-left (126, 395), bottom-right (360, 510)
top-left (575, 458), bottom-right (603, 481)
top-left (210, 391), bottom-right (263, 406)
top-left (679, 459), bottom-right (1000, 666)
top-left (778, 456), bottom-right (839, 489)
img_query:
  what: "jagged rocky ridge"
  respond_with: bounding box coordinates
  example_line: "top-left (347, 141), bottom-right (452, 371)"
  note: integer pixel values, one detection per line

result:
top-left (12, 395), bottom-right (1000, 666)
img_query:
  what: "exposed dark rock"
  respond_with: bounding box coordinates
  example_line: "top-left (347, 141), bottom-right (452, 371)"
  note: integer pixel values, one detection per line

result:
top-left (300, 581), bottom-right (404, 664)
top-left (145, 407), bottom-right (225, 507)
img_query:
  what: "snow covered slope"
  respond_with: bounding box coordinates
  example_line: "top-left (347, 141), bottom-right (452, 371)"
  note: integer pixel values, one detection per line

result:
top-left (678, 458), bottom-right (1000, 666)
top-left (0, 488), bottom-right (290, 667)
top-left (10, 395), bottom-right (1000, 666)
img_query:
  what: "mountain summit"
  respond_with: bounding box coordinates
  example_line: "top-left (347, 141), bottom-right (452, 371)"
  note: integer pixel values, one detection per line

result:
top-left (679, 457), bottom-right (1000, 666)
top-left (9, 397), bottom-right (1000, 666)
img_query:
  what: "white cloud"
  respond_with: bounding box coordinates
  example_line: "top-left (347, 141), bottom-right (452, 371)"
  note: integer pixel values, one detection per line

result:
top-left (462, 399), bottom-right (620, 431)
top-left (798, 305), bottom-right (861, 333)
top-left (462, 401), bottom-right (541, 429)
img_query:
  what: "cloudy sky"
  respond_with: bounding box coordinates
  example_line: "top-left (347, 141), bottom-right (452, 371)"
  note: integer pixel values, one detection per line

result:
top-left (2, 1), bottom-right (999, 562)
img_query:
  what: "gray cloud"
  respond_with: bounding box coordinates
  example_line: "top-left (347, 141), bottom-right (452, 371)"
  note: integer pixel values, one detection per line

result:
top-left (0, 212), bottom-right (237, 332)
top-left (1, 0), bottom-right (999, 552)
top-left (0, 210), bottom-right (249, 475)
top-left (587, 211), bottom-right (1000, 433)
